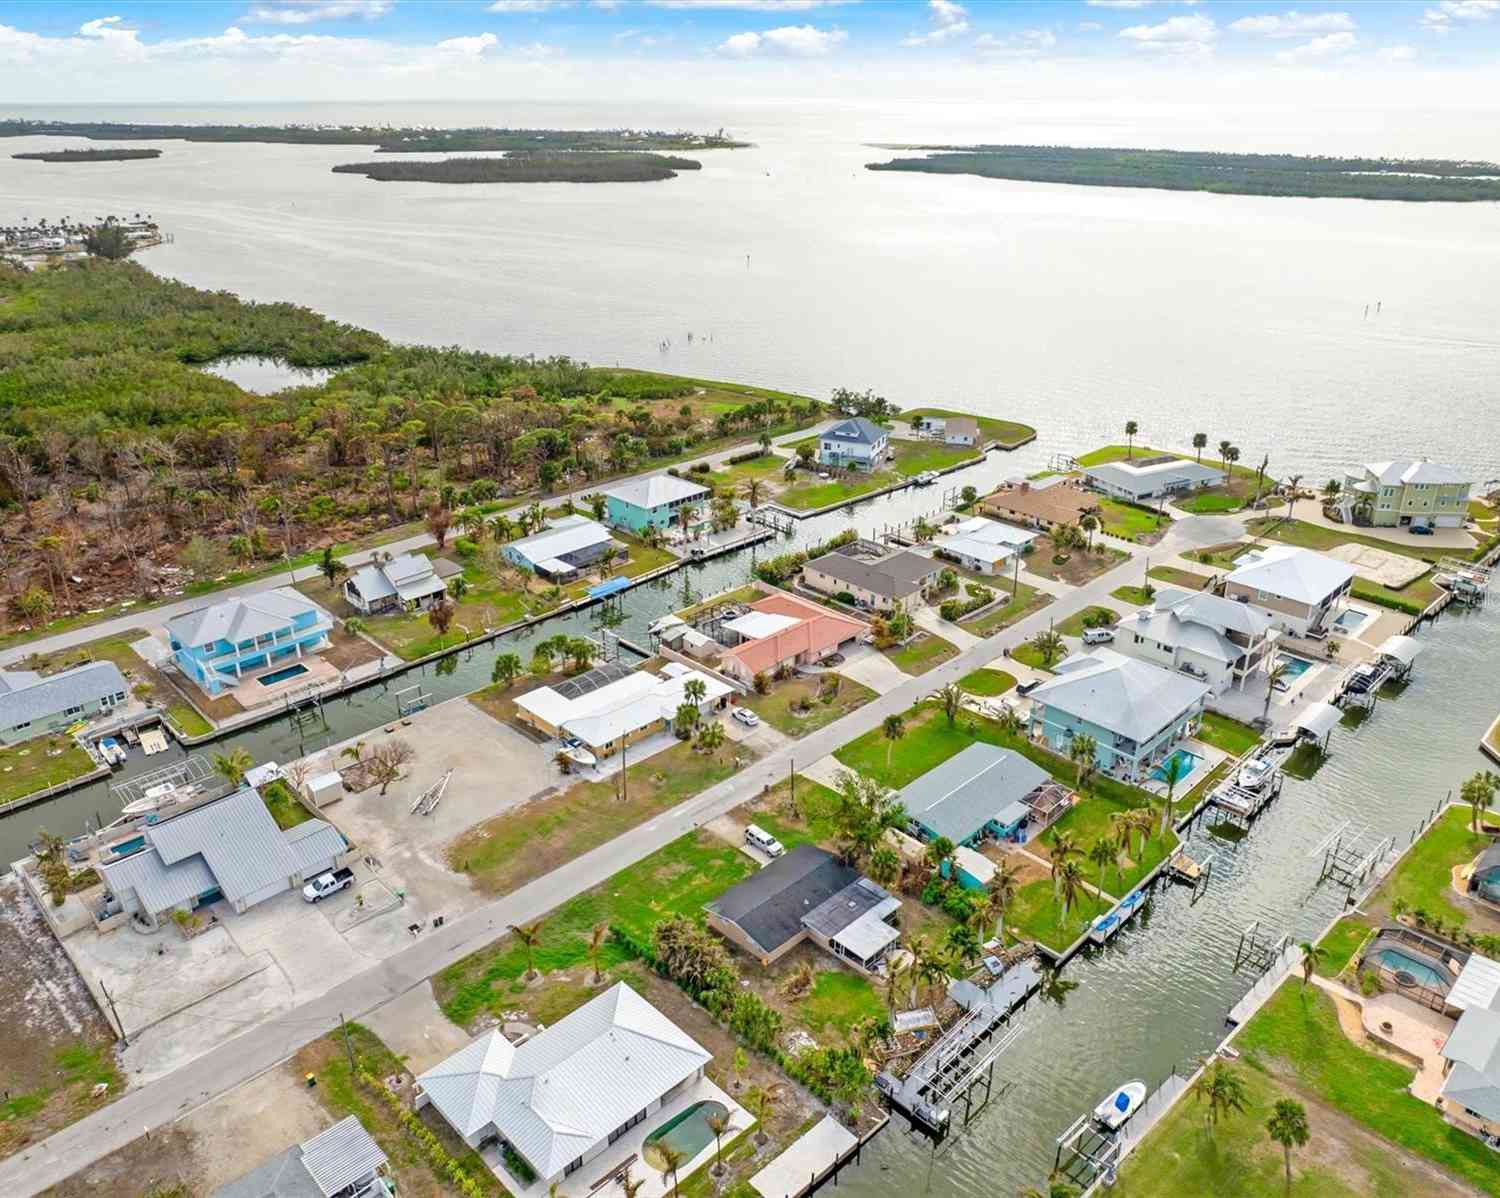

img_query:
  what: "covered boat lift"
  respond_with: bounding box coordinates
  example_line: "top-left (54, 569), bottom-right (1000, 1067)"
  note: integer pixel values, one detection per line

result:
top-left (1376, 633), bottom-right (1423, 681)
top-left (1291, 701), bottom-right (1340, 752)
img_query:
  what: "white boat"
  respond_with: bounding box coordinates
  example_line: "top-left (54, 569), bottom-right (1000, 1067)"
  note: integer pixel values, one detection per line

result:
top-left (1092, 1080), bottom-right (1148, 1131)
top-left (1236, 757), bottom-right (1276, 792)
top-left (97, 736), bottom-right (127, 766)
top-left (120, 780), bottom-right (191, 817)
top-left (560, 741), bottom-right (597, 768)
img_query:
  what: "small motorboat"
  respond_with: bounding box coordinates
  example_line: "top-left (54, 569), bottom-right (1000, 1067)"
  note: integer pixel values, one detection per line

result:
top-left (560, 738), bottom-right (597, 769)
top-left (1236, 757), bottom-right (1275, 792)
top-left (120, 780), bottom-right (190, 817)
top-left (1093, 1080), bottom-right (1148, 1132)
top-left (97, 736), bottom-right (127, 766)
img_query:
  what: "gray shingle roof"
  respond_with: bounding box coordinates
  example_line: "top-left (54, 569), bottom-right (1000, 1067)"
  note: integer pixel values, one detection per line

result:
top-left (824, 417), bottom-right (887, 446)
top-left (167, 588), bottom-right (311, 649)
top-left (0, 660), bottom-right (125, 728)
top-left (706, 844), bottom-right (858, 956)
top-left (806, 548), bottom-right (937, 598)
top-left (897, 743), bottom-right (1051, 844)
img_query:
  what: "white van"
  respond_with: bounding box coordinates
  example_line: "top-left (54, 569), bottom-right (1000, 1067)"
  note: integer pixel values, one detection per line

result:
top-left (745, 824), bottom-right (785, 858)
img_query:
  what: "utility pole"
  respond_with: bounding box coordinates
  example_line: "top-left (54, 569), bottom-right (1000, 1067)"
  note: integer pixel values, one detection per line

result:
top-left (99, 979), bottom-right (127, 1047)
top-left (789, 757), bottom-right (795, 810)
top-left (340, 1012), bottom-right (356, 1073)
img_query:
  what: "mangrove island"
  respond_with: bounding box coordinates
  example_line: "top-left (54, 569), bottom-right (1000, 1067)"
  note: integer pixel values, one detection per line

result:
top-left (330, 152), bottom-right (702, 184)
top-left (11, 148), bottom-right (162, 163)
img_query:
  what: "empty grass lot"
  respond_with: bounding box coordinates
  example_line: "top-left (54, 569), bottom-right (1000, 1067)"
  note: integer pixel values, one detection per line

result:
top-left (745, 673), bottom-right (877, 736)
top-left (736, 775), bottom-right (844, 851)
top-left (1054, 605), bottom-right (1120, 637)
top-left (961, 578), bottom-right (1051, 634)
top-left (884, 632), bottom-right (959, 676)
top-left (1111, 584), bottom-right (1155, 607)
top-left (446, 740), bottom-right (759, 896)
top-left (1313, 917), bottom-right (1374, 979)
top-left (1098, 497), bottom-right (1171, 542)
top-left (959, 668), bottom-right (1016, 696)
top-left (1149, 564), bottom-right (1215, 591)
top-left (0, 740), bottom-right (99, 806)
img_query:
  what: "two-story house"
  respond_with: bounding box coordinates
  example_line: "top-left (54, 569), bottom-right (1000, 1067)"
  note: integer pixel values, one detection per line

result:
top-left (1113, 587), bottom-right (1277, 695)
top-left (1342, 460), bottom-right (1473, 529)
top-left (166, 589), bottom-right (333, 696)
top-left (817, 417), bottom-right (890, 471)
top-left (343, 553), bottom-right (449, 615)
top-left (1028, 648), bottom-right (1210, 783)
top-left (1222, 545), bottom-right (1356, 638)
top-left (600, 474), bottom-right (709, 534)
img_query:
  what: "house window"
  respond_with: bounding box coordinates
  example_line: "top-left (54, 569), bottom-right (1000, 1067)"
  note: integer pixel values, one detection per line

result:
top-left (11, 721), bottom-right (29, 732)
top-left (63, 705), bottom-right (84, 717)
top-left (564, 1156), bottom-right (585, 1177)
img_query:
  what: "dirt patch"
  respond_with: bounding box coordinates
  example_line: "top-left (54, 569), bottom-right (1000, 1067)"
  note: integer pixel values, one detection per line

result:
top-left (467, 669), bottom-right (573, 732)
top-left (1023, 536), bottom-right (1127, 585)
top-left (38, 1124), bottom-right (199, 1198)
top-left (321, 625), bottom-right (385, 671)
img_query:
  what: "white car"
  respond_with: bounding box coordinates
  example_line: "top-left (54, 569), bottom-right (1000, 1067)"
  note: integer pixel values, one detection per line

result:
top-left (732, 708), bottom-right (761, 728)
top-left (1082, 627), bottom-right (1115, 645)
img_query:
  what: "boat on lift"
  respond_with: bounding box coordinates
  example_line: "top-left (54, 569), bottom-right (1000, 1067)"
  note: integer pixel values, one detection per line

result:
top-left (1092, 1080), bottom-right (1148, 1132)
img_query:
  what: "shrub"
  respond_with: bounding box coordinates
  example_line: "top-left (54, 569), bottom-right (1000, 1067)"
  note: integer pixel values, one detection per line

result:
top-left (692, 461), bottom-right (712, 473)
top-left (835, 591), bottom-right (857, 606)
top-left (755, 529), bottom-right (858, 584)
top-left (453, 536), bottom-right (478, 559)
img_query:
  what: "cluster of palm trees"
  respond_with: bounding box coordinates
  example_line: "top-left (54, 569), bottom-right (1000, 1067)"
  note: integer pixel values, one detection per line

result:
top-left (527, 632), bottom-right (598, 676)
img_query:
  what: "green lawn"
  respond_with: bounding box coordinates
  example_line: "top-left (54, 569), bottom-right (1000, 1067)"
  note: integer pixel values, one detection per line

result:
top-left (778, 472), bottom-right (895, 511)
top-left (1098, 497), bottom-right (1171, 541)
top-left (1195, 711), bottom-right (1262, 757)
top-left (799, 970), bottom-right (886, 1038)
top-left (1234, 982), bottom-right (1500, 1197)
top-left (959, 668), bottom-right (1016, 696)
top-left (741, 776), bottom-right (844, 852)
top-left (1111, 584), bottom-right (1155, 607)
top-left (700, 452), bottom-right (790, 491)
top-left (0, 739), bottom-right (100, 805)
top-left (259, 778), bottom-right (312, 829)
top-left (889, 439), bottom-right (982, 477)
top-left (1244, 516), bottom-right (1440, 564)
top-left (961, 578), bottom-right (1051, 634)
top-left (164, 702), bottom-right (213, 737)
top-left (901, 407), bottom-right (1036, 448)
top-left (1366, 806), bottom-right (1498, 930)
top-left (1008, 642), bottom-right (1059, 672)
top-left (1055, 605), bottom-right (1120, 637)
top-left (1176, 492), bottom-right (1245, 514)
top-left (435, 830), bottom-right (755, 1027)
top-left (1004, 877), bottom-right (1099, 952)
top-left (1039, 795), bottom-right (1176, 895)
top-left (884, 632), bottom-right (959, 676)
top-left (1314, 917), bottom-right (1373, 979)
top-left (745, 673), bottom-right (877, 736)
top-left (1149, 565), bottom-right (1214, 591)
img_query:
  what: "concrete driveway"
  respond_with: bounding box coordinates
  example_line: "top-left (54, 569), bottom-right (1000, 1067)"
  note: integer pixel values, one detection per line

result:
top-left (836, 642), bottom-right (912, 692)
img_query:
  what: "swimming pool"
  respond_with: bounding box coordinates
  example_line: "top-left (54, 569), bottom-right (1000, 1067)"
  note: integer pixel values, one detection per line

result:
top-left (643, 1100), bottom-right (728, 1172)
top-left (257, 663), bottom-right (310, 687)
top-left (1375, 948), bottom-right (1448, 990)
top-left (1151, 748), bottom-right (1203, 784)
top-left (1275, 654), bottom-right (1315, 680)
top-left (1332, 607), bottom-right (1372, 635)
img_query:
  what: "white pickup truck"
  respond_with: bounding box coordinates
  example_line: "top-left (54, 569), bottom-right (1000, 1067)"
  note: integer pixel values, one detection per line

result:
top-left (302, 867), bottom-right (355, 903)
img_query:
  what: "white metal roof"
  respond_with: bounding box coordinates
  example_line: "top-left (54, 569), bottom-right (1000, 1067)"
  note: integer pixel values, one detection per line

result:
top-left (517, 665), bottom-right (731, 750)
top-left (601, 473), bottom-right (708, 510)
top-left (944, 516), bottom-right (1039, 549)
top-left (1153, 587), bottom-right (1275, 639)
top-left (1377, 634), bottom-right (1423, 667)
top-left (1083, 458), bottom-right (1223, 497)
top-left (347, 554), bottom-right (445, 604)
top-left (167, 588), bottom-right (313, 649)
top-left (1292, 701), bottom-right (1341, 740)
top-left (298, 1115), bottom-right (387, 1197)
top-left (418, 982), bottom-right (710, 1179)
top-left (1364, 459), bottom-right (1470, 487)
top-left (725, 611), bottom-right (802, 640)
top-left (953, 844), bottom-right (995, 886)
top-left (1029, 648), bottom-right (1211, 742)
top-left (1227, 545), bottom-right (1356, 607)
top-left (1128, 608), bottom-right (1239, 663)
top-left (507, 515), bottom-right (614, 569)
top-left (830, 898), bottom-right (902, 961)
top-left (1451, 953), bottom-right (1500, 1013)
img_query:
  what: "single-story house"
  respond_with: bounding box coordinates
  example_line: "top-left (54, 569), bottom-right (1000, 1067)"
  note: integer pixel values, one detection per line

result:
top-left (1028, 648), bottom-right (1211, 783)
top-left (1112, 586), bottom-right (1278, 694)
top-left (416, 982), bottom-right (711, 1190)
top-left (1342, 460), bottom-right (1472, 529)
top-left (0, 661), bottom-right (128, 745)
top-left (979, 479), bottom-right (1100, 532)
top-left (600, 474), bottom-right (709, 534)
top-left (1438, 1001), bottom-right (1500, 1142)
top-left (817, 417), bottom-right (890, 471)
top-left (941, 416), bottom-right (979, 447)
top-left (717, 591), bottom-right (867, 685)
top-left (212, 1115), bottom-right (389, 1198)
top-left (514, 660), bottom-right (731, 758)
top-left (96, 787), bottom-right (348, 929)
top-left (801, 544), bottom-right (939, 613)
top-left (1468, 844), bottom-right (1500, 909)
top-left (1223, 545), bottom-right (1356, 637)
top-left (503, 514), bottom-right (617, 582)
top-left (1081, 456), bottom-right (1224, 503)
top-left (933, 516), bottom-right (1040, 575)
top-left (706, 844), bottom-right (901, 973)
top-left (167, 589), bottom-right (333, 697)
top-left (343, 553), bottom-right (448, 616)
top-left (897, 743), bottom-right (1053, 847)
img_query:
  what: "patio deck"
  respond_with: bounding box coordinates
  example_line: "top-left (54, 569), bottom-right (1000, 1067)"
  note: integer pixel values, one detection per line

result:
top-left (224, 655), bottom-right (341, 709)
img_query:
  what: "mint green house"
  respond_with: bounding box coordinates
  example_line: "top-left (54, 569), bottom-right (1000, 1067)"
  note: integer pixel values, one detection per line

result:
top-left (601, 474), bottom-right (709, 533)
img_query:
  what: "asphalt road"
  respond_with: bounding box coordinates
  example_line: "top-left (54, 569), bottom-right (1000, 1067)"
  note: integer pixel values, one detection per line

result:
top-left (0, 511), bottom-right (1242, 1195)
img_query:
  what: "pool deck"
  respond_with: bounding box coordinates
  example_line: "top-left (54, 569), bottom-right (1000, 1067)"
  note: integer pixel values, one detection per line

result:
top-left (224, 654), bottom-right (340, 709)
top-left (486, 1075), bottom-right (751, 1198)
top-left (1137, 737), bottom-right (1229, 799)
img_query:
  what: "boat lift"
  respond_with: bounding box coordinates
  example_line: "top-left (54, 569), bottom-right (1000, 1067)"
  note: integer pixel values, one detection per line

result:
top-left (283, 680), bottom-right (328, 736)
top-left (109, 756), bottom-right (218, 813)
top-left (394, 683), bottom-right (430, 718)
top-left (1434, 556), bottom-right (1490, 605)
top-left (1168, 847), bottom-right (1216, 903)
top-left (1232, 919), bottom-right (1291, 977)
top-left (1317, 824), bottom-right (1393, 890)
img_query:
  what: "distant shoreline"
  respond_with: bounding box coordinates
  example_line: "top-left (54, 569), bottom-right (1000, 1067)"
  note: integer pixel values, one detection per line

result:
top-left (331, 153), bottom-right (702, 185)
top-left (12, 148), bottom-right (162, 164)
top-left (865, 144), bottom-right (1500, 202)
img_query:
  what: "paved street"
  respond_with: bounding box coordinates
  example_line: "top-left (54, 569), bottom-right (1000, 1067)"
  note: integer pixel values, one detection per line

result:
top-left (0, 511), bottom-right (1254, 1195)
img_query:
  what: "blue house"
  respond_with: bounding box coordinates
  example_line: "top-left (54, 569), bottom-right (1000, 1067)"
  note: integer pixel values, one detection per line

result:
top-left (600, 474), bottom-right (709, 534)
top-left (896, 743), bottom-right (1052, 848)
top-left (166, 588), bottom-right (332, 697)
top-left (1027, 648), bottom-right (1210, 784)
top-left (817, 417), bottom-right (890, 471)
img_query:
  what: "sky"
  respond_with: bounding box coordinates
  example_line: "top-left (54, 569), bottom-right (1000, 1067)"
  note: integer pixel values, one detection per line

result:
top-left (0, 1), bottom-right (1495, 108)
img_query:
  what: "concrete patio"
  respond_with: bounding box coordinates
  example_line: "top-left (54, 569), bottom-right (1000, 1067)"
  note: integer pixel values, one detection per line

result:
top-left (1360, 991), bottom-right (1456, 1104)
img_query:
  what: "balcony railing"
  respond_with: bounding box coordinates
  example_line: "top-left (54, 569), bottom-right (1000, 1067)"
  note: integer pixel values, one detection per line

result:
top-left (199, 617), bottom-right (333, 670)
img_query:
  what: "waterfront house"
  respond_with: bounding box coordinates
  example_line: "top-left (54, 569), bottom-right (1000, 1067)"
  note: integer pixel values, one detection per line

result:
top-left (706, 844), bottom-right (901, 973)
top-left (817, 417), bottom-right (890, 471)
top-left (0, 661), bottom-right (128, 745)
top-left (933, 516), bottom-right (1039, 575)
top-left (1081, 456), bottom-right (1224, 503)
top-left (716, 591), bottom-right (867, 684)
top-left (1028, 648), bottom-right (1210, 782)
top-left (96, 787), bottom-right (348, 929)
top-left (896, 743), bottom-right (1052, 848)
top-left (1468, 844), bottom-right (1500, 911)
top-left (600, 474), bottom-right (709, 534)
top-left (514, 660), bottom-right (731, 759)
top-left (343, 553), bottom-right (448, 616)
top-left (167, 589), bottom-right (332, 697)
top-left (941, 416), bottom-right (979, 446)
top-left (801, 543), bottom-right (938, 613)
top-left (1342, 460), bottom-right (1472, 529)
top-left (415, 982), bottom-right (712, 1192)
top-left (1437, 1003), bottom-right (1500, 1142)
top-left (212, 1115), bottom-right (389, 1198)
top-left (1223, 545), bottom-right (1356, 637)
top-left (1113, 587), bottom-right (1278, 694)
top-left (978, 479), bottom-right (1099, 533)
top-left (503, 514), bottom-right (617, 582)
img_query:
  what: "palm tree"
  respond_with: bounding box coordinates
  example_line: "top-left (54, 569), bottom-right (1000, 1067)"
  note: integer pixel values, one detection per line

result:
top-left (939, 681), bottom-right (963, 727)
top-left (1262, 660), bottom-right (1290, 722)
top-left (212, 746), bottom-right (254, 788)
top-left (1219, 439), bottom-right (1233, 474)
top-left (684, 677), bottom-right (707, 705)
top-left (1192, 432), bottom-right (1208, 463)
top-left (1285, 472), bottom-right (1303, 522)
top-left (884, 953), bottom-right (912, 1014)
top-left (985, 858), bottom-right (1022, 941)
top-left (1080, 512), bottom-right (1099, 550)
top-left (656, 1142), bottom-right (686, 1197)
top-left (1086, 837), bottom-right (1115, 909)
top-left (1037, 962), bottom-right (1079, 1007)
top-left (588, 922), bottom-right (609, 984)
top-left (1068, 733), bottom-right (1099, 795)
top-left (743, 477), bottom-right (764, 508)
top-left (1265, 1098), bottom-right (1310, 1192)
top-left (492, 652), bottom-right (522, 688)
top-left (743, 1083), bottom-right (781, 1144)
top-left (1032, 628), bottom-right (1064, 666)
top-left (705, 1110), bottom-right (731, 1175)
top-left (509, 919), bottom-right (546, 981)
top-left (1298, 940), bottom-right (1326, 987)
top-left (925, 835), bottom-right (957, 883)
top-left (1056, 859), bottom-right (1087, 917)
top-left (620, 1171), bottom-right (647, 1198)
top-left (340, 740), bottom-right (366, 765)
top-left (1049, 829), bottom-right (1082, 897)
top-left (881, 713), bottom-right (906, 768)
top-left (946, 921), bottom-right (982, 969)
top-left (1462, 770), bottom-right (1498, 832)
top-left (1124, 420), bottom-right (1138, 458)
top-left (1192, 1060), bottom-right (1250, 1137)
top-left (1158, 752), bottom-right (1189, 836)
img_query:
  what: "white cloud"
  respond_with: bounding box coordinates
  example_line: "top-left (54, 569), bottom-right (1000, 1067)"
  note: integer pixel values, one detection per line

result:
top-left (486, 1), bottom-right (571, 12)
top-left (1422, 0), bottom-right (1499, 31)
top-left (975, 28), bottom-right (1057, 57)
top-left (1274, 30), bottom-right (1356, 61)
top-left (717, 23), bottom-right (846, 55)
top-left (1087, 1), bottom-right (1154, 8)
top-left (902, 0), bottom-right (969, 46)
top-left (1230, 11), bottom-right (1355, 38)
top-left (1377, 43), bottom-right (1418, 60)
top-left (1118, 12), bottom-right (1216, 53)
top-left (654, 1), bottom-right (850, 9)
top-left (435, 32), bottom-right (500, 56)
top-left (244, 0), bottom-right (393, 25)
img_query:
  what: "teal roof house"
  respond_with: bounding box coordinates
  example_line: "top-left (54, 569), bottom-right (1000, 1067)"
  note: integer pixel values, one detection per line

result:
top-left (601, 474), bottom-right (709, 533)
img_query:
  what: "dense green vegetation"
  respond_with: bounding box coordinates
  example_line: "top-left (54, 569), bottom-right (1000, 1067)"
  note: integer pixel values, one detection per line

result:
top-left (0, 119), bottom-right (746, 152)
top-left (11, 148), bottom-right (161, 163)
top-left (332, 152), bottom-right (702, 184)
top-left (866, 145), bottom-right (1500, 202)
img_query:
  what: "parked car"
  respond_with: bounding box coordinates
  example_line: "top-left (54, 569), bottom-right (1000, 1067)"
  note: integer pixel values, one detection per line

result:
top-left (732, 707), bottom-right (761, 728)
top-left (745, 824), bottom-right (785, 858)
top-left (1410, 524), bottom-right (1434, 536)
top-left (302, 867), bottom-right (355, 903)
top-left (1082, 628), bottom-right (1115, 645)
top-left (1016, 680), bottom-right (1040, 697)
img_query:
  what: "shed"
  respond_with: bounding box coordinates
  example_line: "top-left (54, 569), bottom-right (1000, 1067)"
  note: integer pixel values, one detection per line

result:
top-left (305, 770), bottom-right (345, 808)
top-left (952, 845), bottom-right (995, 891)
